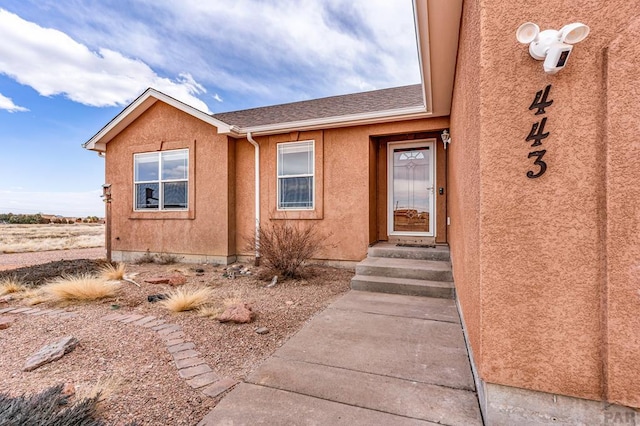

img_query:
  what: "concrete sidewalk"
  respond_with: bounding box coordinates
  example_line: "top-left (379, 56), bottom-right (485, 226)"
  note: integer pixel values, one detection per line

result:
top-left (198, 290), bottom-right (482, 425)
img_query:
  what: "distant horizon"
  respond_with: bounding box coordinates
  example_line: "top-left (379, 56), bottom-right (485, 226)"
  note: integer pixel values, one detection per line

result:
top-left (0, 210), bottom-right (104, 218)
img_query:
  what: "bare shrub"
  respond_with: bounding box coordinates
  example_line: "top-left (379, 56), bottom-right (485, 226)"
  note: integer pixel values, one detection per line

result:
top-left (247, 221), bottom-right (327, 279)
top-left (134, 251), bottom-right (181, 265)
top-left (160, 287), bottom-right (213, 312)
top-left (155, 252), bottom-right (181, 265)
top-left (135, 250), bottom-right (155, 264)
top-left (43, 274), bottom-right (120, 302)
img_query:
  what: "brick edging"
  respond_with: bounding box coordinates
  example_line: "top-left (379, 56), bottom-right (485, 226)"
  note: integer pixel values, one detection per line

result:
top-left (0, 306), bottom-right (238, 398)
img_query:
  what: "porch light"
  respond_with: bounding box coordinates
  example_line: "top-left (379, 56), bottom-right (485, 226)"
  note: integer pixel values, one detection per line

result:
top-left (441, 129), bottom-right (451, 149)
top-left (516, 22), bottom-right (590, 74)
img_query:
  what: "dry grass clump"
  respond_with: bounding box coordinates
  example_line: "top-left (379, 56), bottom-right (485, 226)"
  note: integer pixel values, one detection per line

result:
top-left (0, 277), bottom-right (27, 295)
top-left (21, 288), bottom-right (50, 305)
top-left (43, 274), bottom-right (120, 302)
top-left (100, 263), bottom-right (126, 280)
top-left (160, 286), bottom-right (213, 312)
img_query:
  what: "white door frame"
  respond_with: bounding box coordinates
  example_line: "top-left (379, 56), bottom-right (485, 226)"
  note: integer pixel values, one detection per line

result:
top-left (387, 139), bottom-right (436, 237)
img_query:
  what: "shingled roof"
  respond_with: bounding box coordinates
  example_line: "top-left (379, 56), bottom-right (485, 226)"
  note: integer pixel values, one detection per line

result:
top-left (212, 84), bottom-right (424, 129)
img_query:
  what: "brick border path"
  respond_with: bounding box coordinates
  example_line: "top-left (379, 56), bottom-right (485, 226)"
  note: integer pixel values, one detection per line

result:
top-left (0, 307), bottom-right (238, 398)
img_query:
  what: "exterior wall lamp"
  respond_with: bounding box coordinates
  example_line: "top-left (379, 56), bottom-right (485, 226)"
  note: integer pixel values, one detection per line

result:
top-left (441, 129), bottom-right (451, 149)
top-left (516, 22), bottom-right (590, 74)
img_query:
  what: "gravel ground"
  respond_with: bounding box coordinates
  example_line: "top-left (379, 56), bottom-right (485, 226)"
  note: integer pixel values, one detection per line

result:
top-left (0, 258), bottom-right (352, 425)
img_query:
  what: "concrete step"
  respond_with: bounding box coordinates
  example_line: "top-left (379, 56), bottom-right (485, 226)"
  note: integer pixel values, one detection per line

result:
top-left (355, 256), bottom-right (453, 282)
top-left (368, 243), bottom-right (450, 261)
top-left (351, 275), bottom-right (455, 299)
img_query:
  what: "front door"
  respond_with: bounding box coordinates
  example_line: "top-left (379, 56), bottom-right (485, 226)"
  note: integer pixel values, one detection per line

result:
top-left (387, 140), bottom-right (435, 237)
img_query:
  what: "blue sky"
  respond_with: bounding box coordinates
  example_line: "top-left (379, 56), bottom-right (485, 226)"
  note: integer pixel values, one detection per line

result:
top-left (0, 0), bottom-right (420, 217)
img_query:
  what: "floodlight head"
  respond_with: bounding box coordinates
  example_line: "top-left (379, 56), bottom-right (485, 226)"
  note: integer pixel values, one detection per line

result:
top-left (516, 22), bottom-right (590, 74)
top-left (560, 23), bottom-right (590, 44)
top-left (516, 22), bottom-right (540, 44)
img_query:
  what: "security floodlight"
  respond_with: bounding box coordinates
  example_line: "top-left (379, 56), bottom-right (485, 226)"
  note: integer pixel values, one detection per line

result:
top-left (516, 22), bottom-right (590, 74)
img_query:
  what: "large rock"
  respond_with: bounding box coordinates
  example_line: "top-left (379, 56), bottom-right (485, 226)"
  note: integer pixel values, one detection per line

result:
top-left (217, 303), bottom-right (255, 324)
top-left (0, 316), bottom-right (14, 329)
top-left (23, 336), bottom-right (79, 372)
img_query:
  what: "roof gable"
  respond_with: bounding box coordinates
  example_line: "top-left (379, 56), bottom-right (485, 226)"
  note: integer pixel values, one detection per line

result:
top-left (83, 88), bottom-right (232, 152)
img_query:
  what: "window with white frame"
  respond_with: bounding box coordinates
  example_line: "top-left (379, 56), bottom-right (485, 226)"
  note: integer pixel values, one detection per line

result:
top-left (134, 149), bottom-right (188, 210)
top-left (277, 141), bottom-right (314, 210)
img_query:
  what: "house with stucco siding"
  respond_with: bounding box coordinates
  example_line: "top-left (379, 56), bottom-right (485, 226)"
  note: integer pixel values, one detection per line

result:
top-left (84, 0), bottom-right (640, 423)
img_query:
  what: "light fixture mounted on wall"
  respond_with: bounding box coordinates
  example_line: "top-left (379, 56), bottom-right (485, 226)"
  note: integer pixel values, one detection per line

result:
top-left (516, 22), bottom-right (590, 74)
top-left (441, 129), bottom-right (451, 150)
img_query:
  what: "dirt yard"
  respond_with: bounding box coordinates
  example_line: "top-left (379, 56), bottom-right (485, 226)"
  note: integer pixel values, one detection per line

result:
top-left (0, 255), bottom-right (352, 425)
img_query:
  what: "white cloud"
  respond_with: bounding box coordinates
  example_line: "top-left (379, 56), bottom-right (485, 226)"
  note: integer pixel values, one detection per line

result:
top-left (0, 8), bottom-right (211, 112)
top-left (17, 0), bottom-right (419, 108)
top-left (0, 189), bottom-right (104, 217)
top-left (0, 92), bottom-right (28, 112)
top-left (213, 93), bottom-right (223, 103)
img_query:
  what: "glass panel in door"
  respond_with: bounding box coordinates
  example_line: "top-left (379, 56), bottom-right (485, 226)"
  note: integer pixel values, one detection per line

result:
top-left (392, 146), bottom-right (432, 233)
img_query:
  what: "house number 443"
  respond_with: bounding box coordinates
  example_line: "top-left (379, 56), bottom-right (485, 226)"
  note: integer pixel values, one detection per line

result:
top-left (526, 84), bottom-right (553, 178)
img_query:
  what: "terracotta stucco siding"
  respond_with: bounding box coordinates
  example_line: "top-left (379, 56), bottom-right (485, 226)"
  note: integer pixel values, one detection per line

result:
top-left (606, 16), bottom-right (640, 408)
top-left (455, 0), bottom-right (640, 404)
top-left (449, 0), bottom-right (483, 370)
top-left (106, 102), bottom-right (233, 258)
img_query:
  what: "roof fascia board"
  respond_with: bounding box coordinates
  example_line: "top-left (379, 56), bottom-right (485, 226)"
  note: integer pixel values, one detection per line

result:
top-left (83, 88), bottom-right (231, 151)
top-left (233, 105), bottom-right (435, 136)
top-left (413, 0), bottom-right (433, 114)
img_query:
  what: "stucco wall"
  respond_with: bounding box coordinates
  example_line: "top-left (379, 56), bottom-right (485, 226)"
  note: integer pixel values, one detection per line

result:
top-left (605, 16), bottom-right (640, 407)
top-left (106, 102), bottom-right (234, 260)
top-left (452, 0), bottom-right (640, 407)
top-left (449, 0), bottom-right (483, 369)
top-left (234, 118), bottom-right (450, 262)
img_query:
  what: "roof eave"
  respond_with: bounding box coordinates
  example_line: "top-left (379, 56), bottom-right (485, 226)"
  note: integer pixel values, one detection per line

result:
top-left (83, 88), bottom-right (231, 152)
top-left (228, 105), bottom-right (433, 137)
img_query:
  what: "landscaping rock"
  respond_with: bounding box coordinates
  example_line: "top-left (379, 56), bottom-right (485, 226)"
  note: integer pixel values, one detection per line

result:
top-left (0, 316), bottom-right (14, 330)
top-left (61, 382), bottom-right (75, 397)
top-left (145, 277), bottom-right (170, 285)
top-left (0, 294), bottom-right (14, 303)
top-left (217, 303), bottom-right (255, 324)
top-left (255, 327), bottom-right (269, 335)
top-left (266, 276), bottom-right (278, 288)
top-left (147, 294), bottom-right (169, 303)
top-left (168, 275), bottom-right (187, 286)
top-left (145, 274), bottom-right (186, 286)
top-left (23, 336), bottom-right (79, 372)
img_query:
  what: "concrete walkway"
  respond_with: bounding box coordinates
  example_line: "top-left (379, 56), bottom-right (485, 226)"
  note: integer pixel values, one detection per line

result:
top-left (198, 290), bottom-right (483, 425)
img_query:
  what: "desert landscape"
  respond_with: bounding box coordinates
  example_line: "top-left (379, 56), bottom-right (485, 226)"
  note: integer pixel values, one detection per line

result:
top-left (0, 224), bottom-right (350, 425)
top-left (0, 223), bottom-right (105, 254)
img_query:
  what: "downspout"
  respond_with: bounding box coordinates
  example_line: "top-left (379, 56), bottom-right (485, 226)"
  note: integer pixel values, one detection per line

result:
top-left (246, 132), bottom-right (260, 266)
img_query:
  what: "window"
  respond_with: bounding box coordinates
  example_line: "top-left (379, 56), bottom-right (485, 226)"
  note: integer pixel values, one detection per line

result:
top-left (277, 141), bottom-right (314, 210)
top-left (134, 149), bottom-right (188, 210)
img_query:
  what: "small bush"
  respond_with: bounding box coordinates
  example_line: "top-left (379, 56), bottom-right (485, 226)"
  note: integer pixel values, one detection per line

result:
top-left (135, 250), bottom-right (155, 264)
top-left (134, 250), bottom-right (181, 265)
top-left (155, 252), bottom-right (181, 265)
top-left (43, 274), bottom-right (120, 302)
top-left (160, 287), bottom-right (213, 312)
top-left (247, 221), bottom-right (327, 278)
top-left (100, 263), bottom-right (126, 281)
top-left (0, 384), bottom-right (104, 426)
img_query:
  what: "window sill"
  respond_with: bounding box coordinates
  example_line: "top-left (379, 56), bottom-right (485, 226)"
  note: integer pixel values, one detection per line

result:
top-left (129, 210), bottom-right (194, 220)
top-left (270, 209), bottom-right (322, 220)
